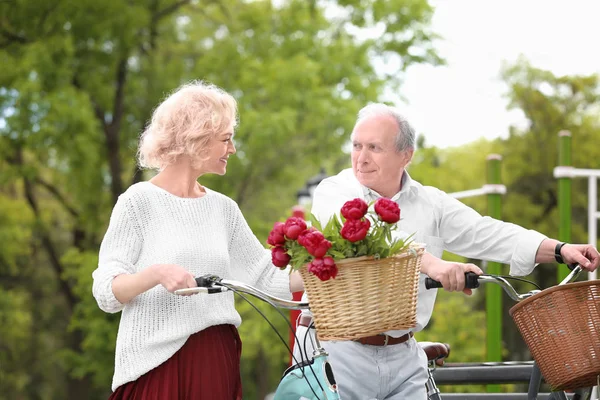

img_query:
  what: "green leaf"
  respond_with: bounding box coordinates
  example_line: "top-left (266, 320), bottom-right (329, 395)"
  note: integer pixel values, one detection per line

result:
top-left (309, 213), bottom-right (323, 232)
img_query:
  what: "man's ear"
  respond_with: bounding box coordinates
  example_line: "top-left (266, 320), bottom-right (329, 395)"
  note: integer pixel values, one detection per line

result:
top-left (402, 149), bottom-right (414, 165)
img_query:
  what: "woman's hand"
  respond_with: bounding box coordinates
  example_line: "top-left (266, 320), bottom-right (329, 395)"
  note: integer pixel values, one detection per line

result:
top-left (112, 263), bottom-right (198, 304)
top-left (152, 264), bottom-right (198, 295)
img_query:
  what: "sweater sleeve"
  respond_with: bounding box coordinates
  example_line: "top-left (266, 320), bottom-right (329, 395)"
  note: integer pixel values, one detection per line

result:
top-left (92, 195), bottom-right (143, 313)
top-left (227, 201), bottom-right (291, 300)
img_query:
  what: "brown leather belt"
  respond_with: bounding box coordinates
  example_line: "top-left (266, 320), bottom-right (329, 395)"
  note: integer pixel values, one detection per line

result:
top-left (297, 315), bottom-right (413, 346)
top-left (356, 332), bottom-right (413, 346)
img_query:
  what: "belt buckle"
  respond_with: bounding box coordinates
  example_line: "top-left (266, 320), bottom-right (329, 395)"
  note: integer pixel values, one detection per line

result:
top-left (383, 334), bottom-right (389, 346)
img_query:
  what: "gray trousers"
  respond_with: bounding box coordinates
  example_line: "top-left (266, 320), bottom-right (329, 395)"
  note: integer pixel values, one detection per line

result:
top-left (292, 325), bottom-right (429, 400)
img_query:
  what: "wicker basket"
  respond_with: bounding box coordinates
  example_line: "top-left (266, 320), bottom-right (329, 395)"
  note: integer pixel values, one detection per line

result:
top-left (509, 280), bottom-right (600, 390)
top-left (299, 245), bottom-right (424, 341)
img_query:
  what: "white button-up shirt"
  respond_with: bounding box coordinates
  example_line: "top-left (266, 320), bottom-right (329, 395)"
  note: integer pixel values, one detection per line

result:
top-left (303, 168), bottom-right (547, 337)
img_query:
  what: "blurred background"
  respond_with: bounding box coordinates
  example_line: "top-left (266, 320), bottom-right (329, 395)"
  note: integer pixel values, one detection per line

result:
top-left (1, 0), bottom-right (599, 398)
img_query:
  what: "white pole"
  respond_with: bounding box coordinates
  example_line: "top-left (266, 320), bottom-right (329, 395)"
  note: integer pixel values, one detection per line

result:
top-left (450, 188), bottom-right (490, 199)
top-left (589, 176), bottom-right (598, 281)
top-left (450, 184), bottom-right (506, 200)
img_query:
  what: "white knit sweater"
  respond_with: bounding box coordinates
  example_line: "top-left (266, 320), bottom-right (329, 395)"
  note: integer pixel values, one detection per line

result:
top-left (92, 182), bottom-right (291, 391)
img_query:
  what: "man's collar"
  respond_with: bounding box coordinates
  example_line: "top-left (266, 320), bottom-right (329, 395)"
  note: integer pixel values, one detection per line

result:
top-left (361, 171), bottom-right (416, 200)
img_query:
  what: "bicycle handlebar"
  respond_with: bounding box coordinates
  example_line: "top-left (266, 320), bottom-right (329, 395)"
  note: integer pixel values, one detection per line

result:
top-left (175, 264), bottom-right (583, 306)
top-left (174, 274), bottom-right (310, 310)
top-left (424, 264), bottom-right (583, 302)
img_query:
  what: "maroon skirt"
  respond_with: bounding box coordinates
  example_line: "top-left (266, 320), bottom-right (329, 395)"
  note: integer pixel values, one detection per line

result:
top-left (109, 325), bottom-right (242, 400)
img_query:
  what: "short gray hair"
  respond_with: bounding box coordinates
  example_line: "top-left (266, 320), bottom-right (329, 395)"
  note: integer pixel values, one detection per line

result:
top-left (354, 103), bottom-right (415, 152)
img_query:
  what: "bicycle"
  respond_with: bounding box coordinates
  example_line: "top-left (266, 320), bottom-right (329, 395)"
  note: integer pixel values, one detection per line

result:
top-left (174, 264), bottom-right (598, 399)
top-left (424, 264), bottom-right (599, 400)
top-left (174, 275), bottom-right (453, 400)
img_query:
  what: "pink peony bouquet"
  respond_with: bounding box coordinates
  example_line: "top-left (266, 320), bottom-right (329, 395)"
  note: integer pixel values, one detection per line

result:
top-left (267, 198), bottom-right (412, 281)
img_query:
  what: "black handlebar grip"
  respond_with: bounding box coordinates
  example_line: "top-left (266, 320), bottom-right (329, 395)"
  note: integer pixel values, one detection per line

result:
top-left (425, 272), bottom-right (481, 290)
top-left (567, 263), bottom-right (579, 271)
top-left (195, 274), bottom-right (222, 288)
top-left (465, 272), bottom-right (480, 289)
top-left (424, 277), bottom-right (443, 289)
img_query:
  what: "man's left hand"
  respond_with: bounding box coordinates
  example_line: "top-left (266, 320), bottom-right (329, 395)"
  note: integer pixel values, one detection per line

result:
top-left (561, 244), bottom-right (600, 271)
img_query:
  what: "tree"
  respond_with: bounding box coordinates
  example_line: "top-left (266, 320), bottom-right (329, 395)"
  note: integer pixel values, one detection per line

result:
top-left (500, 57), bottom-right (600, 241)
top-left (0, 0), bottom-right (441, 398)
top-left (410, 57), bottom-right (600, 392)
top-left (498, 58), bottom-right (600, 364)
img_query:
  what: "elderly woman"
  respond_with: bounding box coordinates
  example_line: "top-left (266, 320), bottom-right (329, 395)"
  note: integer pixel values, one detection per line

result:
top-left (92, 81), bottom-right (303, 399)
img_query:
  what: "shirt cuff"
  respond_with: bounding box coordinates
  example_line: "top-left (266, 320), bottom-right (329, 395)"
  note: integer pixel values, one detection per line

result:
top-left (509, 230), bottom-right (548, 276)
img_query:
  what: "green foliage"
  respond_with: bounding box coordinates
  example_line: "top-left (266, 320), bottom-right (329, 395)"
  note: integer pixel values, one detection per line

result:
top-left (0, 288), bottom-right (33, 397)
top-left (61, 248), bottom-right (120, 388)
top-left (0, 196), bottom-right (35, 397)
top-left (500, 57), bottom-right (600, 247)
top-left (0, 195), bottom-right (33, 273)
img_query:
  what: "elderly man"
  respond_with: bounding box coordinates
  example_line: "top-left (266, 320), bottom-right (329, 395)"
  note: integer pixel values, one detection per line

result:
top-left (293, 103), bottom-right (599, 400)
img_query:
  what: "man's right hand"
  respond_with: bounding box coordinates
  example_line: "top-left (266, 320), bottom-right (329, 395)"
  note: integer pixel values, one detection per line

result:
top-left (420, 253), bottom-right (483, 295)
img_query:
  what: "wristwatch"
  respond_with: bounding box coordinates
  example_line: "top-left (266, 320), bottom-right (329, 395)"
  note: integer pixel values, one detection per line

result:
top-left (554, 242), bottom-right (568, 264)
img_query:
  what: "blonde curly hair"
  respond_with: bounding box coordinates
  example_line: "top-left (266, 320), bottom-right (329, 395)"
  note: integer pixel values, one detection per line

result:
top-left (138, 80), bottom-right (238, 170)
